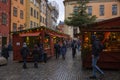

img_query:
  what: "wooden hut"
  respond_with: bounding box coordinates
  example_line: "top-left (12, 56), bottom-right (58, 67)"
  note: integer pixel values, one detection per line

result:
top-left (12, 26), bottom-right (69, 61)
top-left (81, 17), bottom-right (120, 69)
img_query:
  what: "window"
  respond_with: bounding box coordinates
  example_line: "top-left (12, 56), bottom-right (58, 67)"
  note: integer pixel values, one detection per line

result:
top-left (100, 5), bottom-right (104, 16)
top-left (13, 23), bottom-right (17, 31)
top-left (40, 16), bottom-right (42, 22)
top-left (37, 11), bottom-right (38, 19)
top-left (13, 7), bottom-right (17, 17)
top-left (112, 4), bottom-right (117, 15)
top-left (2, 13), bottom-right (7, 25)
top-left (34, 22), bottom-right (36, 27)
top-left (34, 9), bottom-right (36, 18)
top-left (20, 10), bottom-right (24, 19)
top-left (19, 24), bottom-right (23, 31)
top-left (20, 0), bottom-right (24, 4)
top-left (88, 6), bottom-right (92, 16)
top-left (2, 0), bottom-right (7, 3)
top-left (73, 6), bottom-right (78, 14)
top-left (30, 7), bottom-right (33, 16)
top-left (30, 21), bottom-right (33, 28)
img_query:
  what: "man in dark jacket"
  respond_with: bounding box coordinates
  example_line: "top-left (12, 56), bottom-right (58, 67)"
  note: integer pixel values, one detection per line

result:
top-left (2, 45), bottom-right (9, 60)
top-left (89, 35), bottom-right (104, 79)
top-left (71, 40), bottom-right (77, 58)
top-left (54, 42), bottom-right (60, 59)
top-left (32, 44), bottom-right (40, 68)
top-left (20, 43), bottom-right (29, 69)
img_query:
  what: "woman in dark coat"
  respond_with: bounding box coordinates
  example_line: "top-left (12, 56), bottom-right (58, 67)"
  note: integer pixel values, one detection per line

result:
top-left (20, 43), bottom-right (29, 69)
top-left (2, 45), bottom-right (9, 60)
top-left (32, 44), bottom-right (40, 68)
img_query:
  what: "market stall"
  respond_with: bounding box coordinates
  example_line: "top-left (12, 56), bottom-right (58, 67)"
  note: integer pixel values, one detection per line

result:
top-left (81, 17), bottom-right (120, 69)
top-left (12, 26), bottom-right (69, 61)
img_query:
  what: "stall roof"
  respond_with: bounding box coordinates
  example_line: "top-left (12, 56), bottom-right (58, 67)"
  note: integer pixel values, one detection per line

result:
top-left (19, 32), bottom-right (40, 37)
top-left (84, 17), bottom-right (120, 32)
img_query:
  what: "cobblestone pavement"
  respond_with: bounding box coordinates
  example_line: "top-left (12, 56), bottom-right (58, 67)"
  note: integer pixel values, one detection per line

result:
top-left (0, 48), bottom-right (120, 80)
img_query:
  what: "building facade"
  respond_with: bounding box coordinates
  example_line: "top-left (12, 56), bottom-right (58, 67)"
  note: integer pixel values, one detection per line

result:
top-left (40, 0), bottom-right (47, 27)
top-left (26, 0), bottom-right (40, 29)
top-left (64, 0), bottom-right (120, 38)
top-left (47, 1), bottom-right (59, 30)
top-left (0, 0), bottom-right (11, 51)
top-left (11, 0), bottom-right (26, 31)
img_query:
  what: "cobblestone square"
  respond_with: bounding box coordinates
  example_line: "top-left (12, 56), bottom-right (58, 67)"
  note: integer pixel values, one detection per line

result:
top-left (0, 48), bottom-right (120, 80)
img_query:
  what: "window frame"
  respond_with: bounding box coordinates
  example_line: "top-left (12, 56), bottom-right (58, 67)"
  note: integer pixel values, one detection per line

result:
top-left (13, 7), bottom-right (18, 17)
top-left (99, 5), bottom-right (104, 16)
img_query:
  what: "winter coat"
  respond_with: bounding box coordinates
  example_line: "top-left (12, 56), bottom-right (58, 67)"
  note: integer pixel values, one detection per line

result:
top-left (60, 44), bottom-right (67, 55)
top-left (32, 48), bottom-right (40, 59)
top-left (1, 47), bottom-right (9, 59)
top-left (92, 35), bottom-right (102, 57)
top-left (20, 47), bottom-right (29, 58)
top-left (54, 43), bottom-right (60, 54)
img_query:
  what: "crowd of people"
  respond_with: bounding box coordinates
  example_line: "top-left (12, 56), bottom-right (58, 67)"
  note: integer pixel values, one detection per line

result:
top-left (54, 39), bottom-right (81, 60)
top-left (20, 42), bottom-right (46, 69)
top-left (0, 39), bottom-right (82, 69)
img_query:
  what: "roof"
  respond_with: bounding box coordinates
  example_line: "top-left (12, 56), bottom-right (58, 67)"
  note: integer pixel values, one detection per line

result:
top-left (84, 16), bottom-right (120, 32)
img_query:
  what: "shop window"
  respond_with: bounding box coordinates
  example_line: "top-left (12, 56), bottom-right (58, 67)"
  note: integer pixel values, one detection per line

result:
top-left (83, 32), bottom-right (120, 52)
top-left (44, 34), bottom-right (50, 49)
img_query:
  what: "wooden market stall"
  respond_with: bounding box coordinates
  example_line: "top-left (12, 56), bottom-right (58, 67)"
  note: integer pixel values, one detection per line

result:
top-left (81, 17), bottom-right (120, 69)
top-left (12, 26), bottom-right (69, 61)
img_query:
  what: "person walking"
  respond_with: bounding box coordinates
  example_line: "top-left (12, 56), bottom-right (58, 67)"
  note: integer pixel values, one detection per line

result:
top-left (54, 41), bottom-right (60, 59)
top-left (1, 44), bottom-right (9, 60)
top-left (32, 44), bottom-right (40, 68)
top-left (89, 35), bottom-right (104, 79)
top-left (71, 40), bottom-right (77, 58)
top-left (60, 41), bottom-right (67, 60)
top-left (20, 42), bottom-right (29, 69)
top-left (7, 43), bottom-right (13, 60)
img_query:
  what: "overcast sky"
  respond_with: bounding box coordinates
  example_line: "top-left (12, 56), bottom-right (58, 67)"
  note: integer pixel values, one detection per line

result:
top-left (48, 0), bottom-right (64, 23)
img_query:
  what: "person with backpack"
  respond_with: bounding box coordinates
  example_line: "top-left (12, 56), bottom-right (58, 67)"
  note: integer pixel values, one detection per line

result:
top-left (89, 35), bottom-right (104, 79)
top-left (20, 42), bottom-right (29, 69)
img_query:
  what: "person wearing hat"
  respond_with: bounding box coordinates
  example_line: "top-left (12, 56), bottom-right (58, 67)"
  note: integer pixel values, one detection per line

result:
top-left (20, 42), bottom-right (29, 69)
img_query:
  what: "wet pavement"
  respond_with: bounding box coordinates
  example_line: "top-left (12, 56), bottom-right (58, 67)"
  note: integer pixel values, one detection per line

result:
top-left (0, 48), bottom-right (120, 80)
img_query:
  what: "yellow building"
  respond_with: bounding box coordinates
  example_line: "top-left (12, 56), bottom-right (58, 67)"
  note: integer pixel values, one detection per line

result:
top-left (40, 0), bottom-right (47, 26)
top-left (64, 0), bottom-right (120, 38)
top-left (11, 0), bottom-right (26, 31)
top-left (26, 0), bottom-right (40, 29)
